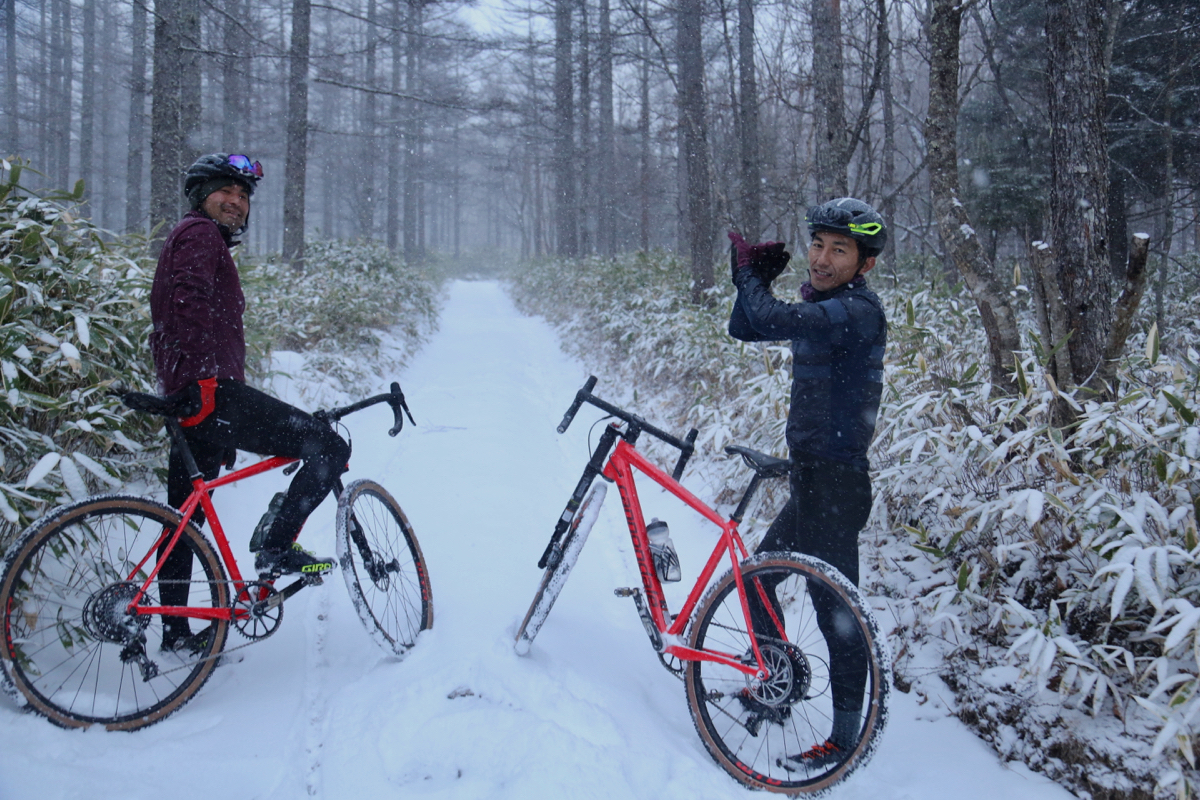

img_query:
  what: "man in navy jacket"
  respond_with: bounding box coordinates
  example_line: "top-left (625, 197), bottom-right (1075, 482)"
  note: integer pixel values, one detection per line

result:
top-left (151, 154), bottom-right (348, 654)
top-left (728, 197), bottom-right (888, 769)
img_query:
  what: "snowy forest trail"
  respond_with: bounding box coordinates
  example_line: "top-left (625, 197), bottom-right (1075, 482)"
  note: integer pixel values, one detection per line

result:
top-left (0, 280), bottom-right (1073, 799)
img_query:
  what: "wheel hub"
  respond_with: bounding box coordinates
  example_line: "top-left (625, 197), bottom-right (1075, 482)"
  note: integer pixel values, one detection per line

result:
top-left (748, 641), bottom-right (812, 708)
top-left (82, 582), bottom-right (150, 644)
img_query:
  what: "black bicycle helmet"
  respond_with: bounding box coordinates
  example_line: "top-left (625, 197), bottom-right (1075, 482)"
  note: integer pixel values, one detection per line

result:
top-left (806, 197), bottom-right (887, 258)
top-left (183, 153), bottom-right (263, 208)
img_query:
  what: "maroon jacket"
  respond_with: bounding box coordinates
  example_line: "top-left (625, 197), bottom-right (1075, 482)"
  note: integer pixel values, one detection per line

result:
top-left (149, 210), bottom-right (246, 396)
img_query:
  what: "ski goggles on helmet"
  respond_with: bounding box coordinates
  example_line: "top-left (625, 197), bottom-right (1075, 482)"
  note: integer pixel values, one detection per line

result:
top-left (806, 205), bottom-right (883, 237)
top-left (227, 154), bottom-right (263, 179)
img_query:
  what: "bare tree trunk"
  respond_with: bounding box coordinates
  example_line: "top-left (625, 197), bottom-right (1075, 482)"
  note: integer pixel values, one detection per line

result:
top-left (357, 0), bottom-right (377, 239)
top-left (810, 0), bottom-right (846, 199)
top-left (553, 0), bottom-right (578, 256)
top-left (638, 0), bottom-right (650, 252)
top-left (386, 0), bottom-right (402, 251)
top-left (54, 0), bottom-right (72, 189)
top-left (925, 0), bottom-right (1019, 389)
top-left (597, 0), bottom-right (616, 255)
top-left (737, 0), bottom-right (760, 237)
top-left (79, 0), bottom-right (96, 203)
top-left (221, 0), bottom-right (246, 149)
top-left (150, 0), bottom-right (184, 245)
top-left (1046, 0), bottom-right (1111, 392)
top-left (178, 0), bottom-right (200, 167)
top-left (1097, 233), bottom-right (1150, 391)
top-left (125, 0), bottom-right (148, 232)
top-left (678, 0), bottom-right (714, 302)
top-left (283, 0), bottom-right (311, 268)
top-left (878, 0), bottom-right (896, 272)
top-left (577, 0), bottom-right (591, 255)
top-left (1153, 123), bottom-right (1174, 331)
top-left (402, 0), bottom-right (423, 262)
top-left (3, 0), bottom-right (16, 155)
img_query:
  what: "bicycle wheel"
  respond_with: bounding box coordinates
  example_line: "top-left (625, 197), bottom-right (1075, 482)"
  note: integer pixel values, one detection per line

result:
top-left (336, 479), bottom-right (432, 657)
top-left (684, 552), bottom-right (890, 795)
top-left (0, 495), bottom-right (230, 730)
top-left (514, 481), bottom-right (606, 656)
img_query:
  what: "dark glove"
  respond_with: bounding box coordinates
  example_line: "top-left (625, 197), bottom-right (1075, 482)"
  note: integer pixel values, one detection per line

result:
top-left (222, 447), bottom-right (238, 470)
top-left (727, 231), bottom-right (791, 285)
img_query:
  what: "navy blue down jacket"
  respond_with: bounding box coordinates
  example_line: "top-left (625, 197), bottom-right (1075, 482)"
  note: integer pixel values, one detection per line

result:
top-left (729, 270), bottom-right (887, 470)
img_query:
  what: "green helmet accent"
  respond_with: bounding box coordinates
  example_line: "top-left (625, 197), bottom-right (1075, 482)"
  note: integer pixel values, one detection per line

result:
top-left (806, 197), bottom-right (887, 258)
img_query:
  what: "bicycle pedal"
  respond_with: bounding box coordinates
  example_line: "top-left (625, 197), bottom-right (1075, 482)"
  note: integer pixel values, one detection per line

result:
top-left (302, 573), bottom-right (324, 586)
top-left (614, 587), bottom-right (636, 597)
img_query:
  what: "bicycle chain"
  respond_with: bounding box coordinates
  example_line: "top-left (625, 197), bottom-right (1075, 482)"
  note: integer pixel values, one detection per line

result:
top-left (134, 578), bottom-right (281, 678)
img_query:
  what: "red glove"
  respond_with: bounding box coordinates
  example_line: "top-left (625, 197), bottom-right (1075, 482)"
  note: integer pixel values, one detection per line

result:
top-left (728, 231), bottom-right (791, 284)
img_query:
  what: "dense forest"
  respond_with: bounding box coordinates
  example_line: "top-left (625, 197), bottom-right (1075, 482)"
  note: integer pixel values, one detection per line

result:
top-left (3, 0), bottom-right (1197, 281)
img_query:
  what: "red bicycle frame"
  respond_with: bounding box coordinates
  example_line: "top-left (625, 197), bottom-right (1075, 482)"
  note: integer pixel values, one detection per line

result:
top-left (602, 434), bottom-right (786, 680)
top-left (123, 455), bottom-right (302, 623)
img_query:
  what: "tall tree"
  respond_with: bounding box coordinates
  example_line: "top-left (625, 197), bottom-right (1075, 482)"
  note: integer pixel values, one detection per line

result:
top-left (126, 0), bottom-right (148, 232)
top-left (402, 0), bottom-right (424, 262)
top-left (925, 0), bottom-right (1019, 389)
top-left (597, 0), bottom-right (616, 254)
top-left (150, 0), bottom-right (184, 242)
top-left (387, 0), bottom-right (403, 250)
top-left (553, 0), bottom-right (578, 256)
top-left (677, 0), bottom-right (714, 302)
top-left (179, 0), bottom-right (201, 165)
top-left (283, 0), bottom-right (311, 267)
top-left (3, 0), bottom-right (16, 155)
top-left (79, 0), bottom-right (97, 201)
top-left (1046, 0), bottom-right (1111, 390)
top-left (809, 0), bottom-right (847, 199)
top-left (736, 0), bottom-right (760, 237)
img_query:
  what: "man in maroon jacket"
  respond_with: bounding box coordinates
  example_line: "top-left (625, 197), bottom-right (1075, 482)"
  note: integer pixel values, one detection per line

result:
top-left (151, 154), bottom-right (348, 654)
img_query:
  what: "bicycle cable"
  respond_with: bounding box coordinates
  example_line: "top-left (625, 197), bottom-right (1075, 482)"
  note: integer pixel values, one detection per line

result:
top-left (587, 414), bottom-right (616, 455)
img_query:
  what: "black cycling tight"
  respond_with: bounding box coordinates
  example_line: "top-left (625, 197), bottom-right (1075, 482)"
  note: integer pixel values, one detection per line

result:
top-left (749, 453), bottom-right (872, 714)
top-left (158, 380), bottom-right (349, 626)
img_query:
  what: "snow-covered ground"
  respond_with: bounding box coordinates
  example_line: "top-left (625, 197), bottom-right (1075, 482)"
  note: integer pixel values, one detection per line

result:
top-left (0, 280), bottom-right (1075, 799)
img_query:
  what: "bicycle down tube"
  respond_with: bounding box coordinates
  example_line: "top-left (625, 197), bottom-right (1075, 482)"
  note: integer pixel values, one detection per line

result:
top-left (602, 435), bottom-right (778, 679)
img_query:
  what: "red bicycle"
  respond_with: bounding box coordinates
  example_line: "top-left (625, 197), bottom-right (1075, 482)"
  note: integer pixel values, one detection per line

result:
top-left (515, 377), bottom-right (890, 795)
top-left (0, 382), bottom-right (433, 731)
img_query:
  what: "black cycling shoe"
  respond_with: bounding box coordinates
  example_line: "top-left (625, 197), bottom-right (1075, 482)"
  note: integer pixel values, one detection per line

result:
top-left (736, 688), bottom-right (791, 737)
top-left (254, 543), bottom-right (335, 578)
top-left (160, 625), bottom-right (214, 656)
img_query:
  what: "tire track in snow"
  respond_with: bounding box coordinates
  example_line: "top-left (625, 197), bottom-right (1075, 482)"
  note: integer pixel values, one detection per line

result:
top-left (302, 587), bottom-right (332, 796)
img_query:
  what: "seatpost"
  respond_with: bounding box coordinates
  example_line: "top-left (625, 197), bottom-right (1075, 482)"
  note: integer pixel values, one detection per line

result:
top-left (731, 473), bottom-right (764, 524)
top-left (164, 418), bottom-right (203, 481)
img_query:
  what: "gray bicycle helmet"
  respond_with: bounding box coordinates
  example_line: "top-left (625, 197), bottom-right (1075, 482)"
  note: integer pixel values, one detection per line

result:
top-left (184, 153), bottom-right (262, 209)
top-left (806, 197), bottom-right (887, 258)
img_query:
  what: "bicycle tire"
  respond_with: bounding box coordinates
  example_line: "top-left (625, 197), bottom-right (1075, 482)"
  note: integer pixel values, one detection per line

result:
top-left (0, 495), bottom-right (230, 730)
top-left (684, 552), bottom-right (890, 795)
top-left (514, 481), bottom-right (607, 655)
top-left (336, 479), bottom-right (432, 657)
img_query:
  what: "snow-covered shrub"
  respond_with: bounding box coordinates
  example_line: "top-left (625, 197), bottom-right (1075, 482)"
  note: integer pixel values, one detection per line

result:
top-left (239, 239), bottom-right (442, 392)
top-left (510, 250), bottom-right (1200, 798)
top-left (0, 162), bottom-right (161, 548)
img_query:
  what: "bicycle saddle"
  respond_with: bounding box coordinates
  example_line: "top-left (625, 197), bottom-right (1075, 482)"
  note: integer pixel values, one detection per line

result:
top-left (121, 388), bottom-right (201, 418)
top-left (724, 445), bottom-right (790, 478)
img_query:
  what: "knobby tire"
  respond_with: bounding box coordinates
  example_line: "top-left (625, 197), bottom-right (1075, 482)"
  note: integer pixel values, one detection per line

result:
top-left (0, 495), bottom-right (230, 730)
top-left (684, 552), bottom-right (890, 795)
top-left (514, 482), bottom-right (607, 655)
top-left (335, 479), bottom-right (433, 657)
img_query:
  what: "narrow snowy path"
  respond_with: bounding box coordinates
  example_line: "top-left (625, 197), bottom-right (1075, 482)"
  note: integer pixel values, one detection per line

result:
top-left (0, 280), bottom-right (1072, 800)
